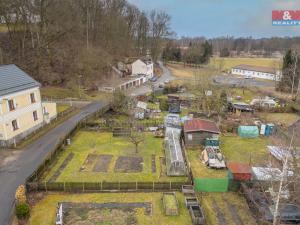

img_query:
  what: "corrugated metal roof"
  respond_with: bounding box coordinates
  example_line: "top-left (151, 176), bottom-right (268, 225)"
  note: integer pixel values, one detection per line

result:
top-left (232, 64), bottom-right (276, 74)
top-left (184, 119), bottom-right (220, 133)
top-left (0, 64), bottom-right (40, 97)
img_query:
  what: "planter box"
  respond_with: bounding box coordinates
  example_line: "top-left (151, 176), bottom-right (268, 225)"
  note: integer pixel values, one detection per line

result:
top-left (162, 192), bottom-right (179, 216)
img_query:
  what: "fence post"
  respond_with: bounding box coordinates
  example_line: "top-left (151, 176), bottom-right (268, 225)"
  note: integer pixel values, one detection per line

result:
top-left (170, 181), bottom-right (172, 190)
top-left (64, 182), bottom-right (66, 192)
top-left (153, 181), bottom-right (154, 191)
top-left (45, 181), bottom-right (47, 192)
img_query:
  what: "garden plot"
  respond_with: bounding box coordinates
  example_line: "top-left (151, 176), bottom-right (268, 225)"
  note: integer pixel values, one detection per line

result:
top-left (200, 193), bottom-right (257, 225)
top-left (42, 131), bottom-right (187, 182)
top-left (29, 192), bottom-right (192, 225)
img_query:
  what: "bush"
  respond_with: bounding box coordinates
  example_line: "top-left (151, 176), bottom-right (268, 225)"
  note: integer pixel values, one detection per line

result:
top-left (159, 98), bottom-right (169, 111)
top-left (15, 203), bottom-right (30, 219)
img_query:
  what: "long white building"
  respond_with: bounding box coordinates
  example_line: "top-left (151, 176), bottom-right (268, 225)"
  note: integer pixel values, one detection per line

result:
top-left (231, 64), bottom-right (281, 81)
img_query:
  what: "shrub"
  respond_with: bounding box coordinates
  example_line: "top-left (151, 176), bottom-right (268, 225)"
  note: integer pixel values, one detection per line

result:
top-left (15, 185), bottom-right (26, 203)
top-left (15, 202), bottom-right (30, 219)
top-left (159, 98), bottom-right (169, 111)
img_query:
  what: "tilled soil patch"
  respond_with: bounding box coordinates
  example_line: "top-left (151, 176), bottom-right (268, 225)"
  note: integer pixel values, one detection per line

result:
top-left (79, 154), bottom-right (97, 172)
top-left (212, 198), bottom-right (227, 225)
top-left (49, 153), bottom-right (74, 182)
top-left (114, 156), bottom-right (143, 173)
top-left (93, 154), bottom-right (113, 172)
top-left (223, 197), bottom-right (244, 225)
top-left (151, 154), bottom-right (156, 173)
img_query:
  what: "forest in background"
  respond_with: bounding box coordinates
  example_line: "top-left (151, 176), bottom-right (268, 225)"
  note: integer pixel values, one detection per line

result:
top-left (0, 0), bottom-right (171, 88)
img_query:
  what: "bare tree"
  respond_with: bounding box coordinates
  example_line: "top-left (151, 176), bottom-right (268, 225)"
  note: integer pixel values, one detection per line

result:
top-left (129, 128), bottom-right (145, 154)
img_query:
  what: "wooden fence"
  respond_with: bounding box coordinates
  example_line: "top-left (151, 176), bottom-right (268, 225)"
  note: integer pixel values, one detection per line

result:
top-left (26, 181), bottom-right (190, 193)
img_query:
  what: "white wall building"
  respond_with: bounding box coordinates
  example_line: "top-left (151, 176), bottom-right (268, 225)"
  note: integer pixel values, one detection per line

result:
top-left (231, 64), bottom-right (281, 81)
top-left (131, 59), bottom-right (154, 79)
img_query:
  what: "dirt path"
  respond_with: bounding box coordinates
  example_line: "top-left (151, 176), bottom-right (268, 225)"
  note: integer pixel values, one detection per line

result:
top-left (49, 153), bottom-right (74, 182)
top-left (212, 198), bottom-right (227, 225)
top-left (151, 154), bottom-right (156, 173)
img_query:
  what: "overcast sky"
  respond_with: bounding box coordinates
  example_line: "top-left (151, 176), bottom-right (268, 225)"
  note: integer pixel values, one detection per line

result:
top-left (127, 0), bottom-right (300, 38)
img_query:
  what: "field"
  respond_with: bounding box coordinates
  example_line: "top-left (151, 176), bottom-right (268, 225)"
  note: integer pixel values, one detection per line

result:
top-left (167, 63), bottom-right (217, 79)
top-left (220, 135), bottom-right (270, 166)
top-left (258, 112), bottom-right (300, 127)
top-left (210, 57), bottom-right (282, 71)
top-left (200, 192), bottom-right (257, 225)
top-left (42, 131), bottom-right (187, 182)
top-left (29, 192), bottom-right (192, 225)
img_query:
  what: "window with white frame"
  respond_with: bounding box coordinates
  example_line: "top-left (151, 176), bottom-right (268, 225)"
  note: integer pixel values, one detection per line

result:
top-left (8, 99), bottom-right (16, 111)
top-left (12, 119), bottom-right (19, 131)
top-left (33, 110), bottom-right (38, 121)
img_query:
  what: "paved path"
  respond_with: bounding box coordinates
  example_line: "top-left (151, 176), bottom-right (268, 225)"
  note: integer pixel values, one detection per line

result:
top-left (0, 101), bottom-right (107, 225)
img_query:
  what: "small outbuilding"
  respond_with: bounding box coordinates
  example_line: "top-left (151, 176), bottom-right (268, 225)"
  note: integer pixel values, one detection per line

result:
top-left (238, 126), bottom-right (259, 138)
top-left (184, 119), bottom-right (220, 148)
top-left (227, 162), bottom-right (252, 181)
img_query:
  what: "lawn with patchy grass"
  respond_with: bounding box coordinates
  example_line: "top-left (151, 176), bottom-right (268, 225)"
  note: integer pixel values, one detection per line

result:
top-left (42, 131), bottom-right (187, 182)
top-left (227, 87), bottom-right (260, 104)
top-left (210, 57), bottom-right (281, 71)
top-left (167, 63), bottom-right (217, 79)
top-left (57, 103), bottom-right (71, 113)
top-left (200, 192), bottom-right (257, 225)
top-left (29, 192), bottom-right (192, 225)
top-left (186, 149), bottom-right (228, 179)
top-left (258, 112), bottom-right (300, 127)
top-left (220, 135), bottom-right (270, 166)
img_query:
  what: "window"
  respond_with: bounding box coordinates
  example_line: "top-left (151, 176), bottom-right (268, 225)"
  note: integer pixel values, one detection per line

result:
top-left (188, 134), bottom-right (193, 141)
top-left (8, 99), bottom-right (15, 111)
top-left (12, 120), bottom-right (19, 131)
top-left (33, 111), bottom-right (38, 121)
top-left (30, 93), bottom-right (36, 103)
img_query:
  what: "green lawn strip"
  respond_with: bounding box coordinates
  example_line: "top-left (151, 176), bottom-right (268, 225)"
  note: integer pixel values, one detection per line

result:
top-left (258, 112), bottom-right (300, 127)
top-left (186, 149), bottom-right (228, 179)
top-left (42, 131), bottom-right (187, 182)
top-left (220, 135), bottom-right (270, 166)
top-left (29, 192), bottom-right (192, 225)
top-left (57, 103), bottom-right (72, 113)
top-left (16, 108), bottom-right (80, 149)
top-left (164, 194), bottom-right (178, 211)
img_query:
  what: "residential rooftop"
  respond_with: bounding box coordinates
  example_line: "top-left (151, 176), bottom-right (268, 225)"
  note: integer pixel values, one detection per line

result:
top-left (0, 64), bottom-right (40, 97)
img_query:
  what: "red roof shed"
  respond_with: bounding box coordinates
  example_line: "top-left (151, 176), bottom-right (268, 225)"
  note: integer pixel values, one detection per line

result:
top-left (184, 119), bottom-right (220, 133)
top-left (227, 162), bottom-right (252, 181)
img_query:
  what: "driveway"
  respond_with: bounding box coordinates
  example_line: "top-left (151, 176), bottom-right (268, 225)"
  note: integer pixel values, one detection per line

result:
top-left (128, 61), bottom-right (175, 96)
top-left (0, 101), bottom-right (107, 225)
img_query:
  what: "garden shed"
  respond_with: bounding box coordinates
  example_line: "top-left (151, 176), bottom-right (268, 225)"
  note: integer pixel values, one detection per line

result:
top-left (184, 119), bottom-right (220, 148)
top-left (227, 162), bottom-right (252, 181)
top-left (164, 127), bottom-right (186, 176)
top-left (238, 126), bottom-right (259, 138)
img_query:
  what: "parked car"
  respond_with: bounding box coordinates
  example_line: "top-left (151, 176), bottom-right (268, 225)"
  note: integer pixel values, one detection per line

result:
top-left (158, 83), bottom-right (165, 88)
top-left (150, 76), bottom-right (158, 82)
top-left (164, 79), bottom-right (170, 84)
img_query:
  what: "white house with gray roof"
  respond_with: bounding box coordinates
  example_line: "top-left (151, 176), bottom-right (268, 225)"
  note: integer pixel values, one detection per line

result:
top-left (0, 64), bottom-right (57, 147)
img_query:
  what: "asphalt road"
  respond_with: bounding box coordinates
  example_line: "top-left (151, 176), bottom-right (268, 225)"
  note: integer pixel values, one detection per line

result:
top-left (0, 101), bottom-right (107, 225)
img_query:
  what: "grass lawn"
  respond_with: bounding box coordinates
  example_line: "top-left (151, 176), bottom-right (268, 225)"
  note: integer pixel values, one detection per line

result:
top-left (42, 131), bottom-right (187, 182)
top-left (220, 135), bottom-right (270, 166)
top-left (200, 192), bottom-right (257, 225)
top-left (186, 150), bottom-right (228, 179)
top-left (210, 57), bottom-right (281, 71)
top-left (258, 112), bottom-right (300, 127)
top-left (227, 87), bottom-right (260, 104)
top-left (167, 63), bottom-right (217, 79)
top-left (29, 192), bottom-right (192, 225)
top-left (57, 103), bottom-right (71, 113)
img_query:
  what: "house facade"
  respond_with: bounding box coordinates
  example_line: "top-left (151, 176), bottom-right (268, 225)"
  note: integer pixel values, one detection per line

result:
top-left (0, 64), bottom-right (57, 147)
top-left (231, 64), bottom-right (281, 81)
top-left (131, 59), bottom-right (154, 79)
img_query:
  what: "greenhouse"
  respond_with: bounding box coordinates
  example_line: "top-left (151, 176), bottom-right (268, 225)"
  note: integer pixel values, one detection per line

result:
top-left (164, 127), bottom-right (186, 176)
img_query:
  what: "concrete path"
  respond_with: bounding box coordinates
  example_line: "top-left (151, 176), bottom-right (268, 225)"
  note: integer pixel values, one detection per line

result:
top-left (0, 101), bottom-right (107, 225)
